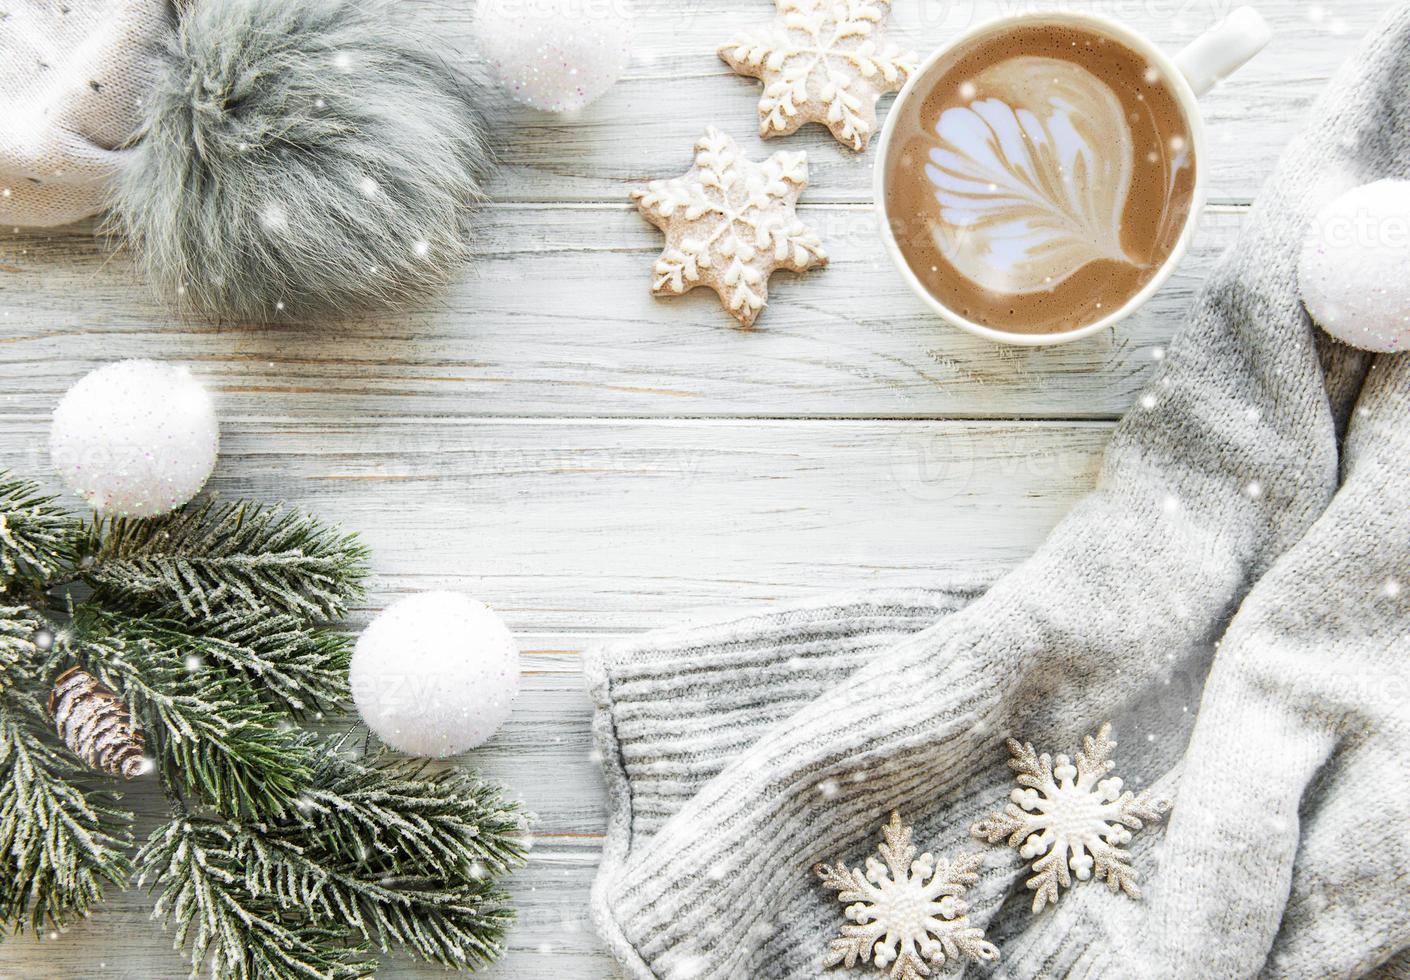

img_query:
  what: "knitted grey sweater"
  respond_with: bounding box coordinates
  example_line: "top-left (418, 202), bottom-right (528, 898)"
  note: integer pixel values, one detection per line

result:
top-left (587, 4), bottom-right (1410, 977)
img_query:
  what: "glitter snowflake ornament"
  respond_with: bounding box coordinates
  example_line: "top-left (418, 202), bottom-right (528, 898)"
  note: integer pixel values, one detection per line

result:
top-left (720, 0), bottom-right (917, 151)
top-left (815, 811), bottom-right (999, 979)
top-left (477, 0), bottom-right (634, 112)
top-left (971, 723), bottom-right (1170, 913)
top-left (350, 592), bottom-right (520, 757)
top-left (632, 128), bottom-right (827, 327)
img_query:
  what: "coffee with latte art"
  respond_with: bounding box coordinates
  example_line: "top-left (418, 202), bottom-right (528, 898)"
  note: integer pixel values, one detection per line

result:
top-left (883, 22), bottom-right (1197, 335)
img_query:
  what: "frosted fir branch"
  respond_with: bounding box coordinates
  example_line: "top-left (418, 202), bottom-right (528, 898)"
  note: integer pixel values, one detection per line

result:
top-left (139, 818), bottom-right (374, 980)
top-left (293, 740), bottom-right (529, 880)
top-left (242, 830), bottom-right (515, 970)
top-left (78, 604), bottom-right (352, 718)
top-left (0, 480), bottom-right (527, 970)
top-left (141, 815), bottom-right (516, 973)
top-left (199, 609), bottom-right (353, 716)
top-left (82, 501), bottom-right (369, 624)
top-left (0, 606), bottom-right (45, 692)
top-left (0, 693), bottom-right (133, 934)
top-left (68, 607), bottom-right (312, 820)
top-left (0, 474), bottom-right (80, 585)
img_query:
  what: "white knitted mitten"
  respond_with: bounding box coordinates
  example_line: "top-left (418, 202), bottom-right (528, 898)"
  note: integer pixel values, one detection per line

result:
top-left (0, 0), bottom-right (169, 227)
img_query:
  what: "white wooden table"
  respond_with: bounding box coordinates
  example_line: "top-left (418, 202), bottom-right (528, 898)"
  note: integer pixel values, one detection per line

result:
top-left (0, 1), bottom-right (1386, 976)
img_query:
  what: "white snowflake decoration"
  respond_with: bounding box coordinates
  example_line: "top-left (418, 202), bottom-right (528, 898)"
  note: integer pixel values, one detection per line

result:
top-left (720, 0), bottom-right (917, 151)
top-left (631, 128), bottom-right (827, 327)
top-left (971, 723), bottom-right (1170, 913)
top-left (815, 811), bottom-right (999, 979)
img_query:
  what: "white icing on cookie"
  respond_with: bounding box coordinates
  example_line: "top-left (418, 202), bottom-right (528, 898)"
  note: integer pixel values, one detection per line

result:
top-left (924, 56), bottom-right (1140, 296)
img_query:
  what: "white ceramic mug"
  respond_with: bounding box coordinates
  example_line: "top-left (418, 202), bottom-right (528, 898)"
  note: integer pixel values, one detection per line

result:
top-left (874, 7), bottom-right (1272, 347)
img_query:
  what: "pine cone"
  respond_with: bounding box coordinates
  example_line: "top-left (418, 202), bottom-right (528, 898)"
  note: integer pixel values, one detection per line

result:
top-left (48, 667), bottom-right (148, 778)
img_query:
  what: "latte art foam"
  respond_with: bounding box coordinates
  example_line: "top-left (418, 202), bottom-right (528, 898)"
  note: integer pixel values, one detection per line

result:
top-left (884, 23), bottom-right (1197, 335)
top-left (928, 56), bottom-right (1141, 294)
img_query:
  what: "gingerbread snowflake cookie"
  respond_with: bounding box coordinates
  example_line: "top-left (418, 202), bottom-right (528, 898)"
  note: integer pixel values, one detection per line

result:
top-left (720, 0), bottom-right (917, 151)
top-left (632, 128), bottom-right (827, 327)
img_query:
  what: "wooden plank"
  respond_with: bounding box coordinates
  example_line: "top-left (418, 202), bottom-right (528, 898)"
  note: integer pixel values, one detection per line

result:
top-left (0, 206), bottom-right (1242, 421)
top-left (0, 417), bottom-right (1108, 631)
top-left (405, 0), bottom-right (1389, 204)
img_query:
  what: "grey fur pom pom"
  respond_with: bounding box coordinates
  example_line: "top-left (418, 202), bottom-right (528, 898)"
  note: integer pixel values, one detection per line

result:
top-left (109, 0), bottom-right (493, 320)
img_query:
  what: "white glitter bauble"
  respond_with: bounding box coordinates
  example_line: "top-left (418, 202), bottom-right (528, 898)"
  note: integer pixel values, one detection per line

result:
top-left (1299, 179), bottom-right (1410, 353)
top-left (50, 360), bottom-right (219, 517)
top-left (350, 592), bottom-right (520, 757)
top-left (476, 0), bottom-right (633, 112)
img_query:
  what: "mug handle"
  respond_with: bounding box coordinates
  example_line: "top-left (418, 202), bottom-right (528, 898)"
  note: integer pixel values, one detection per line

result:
top-left (1174, 6), bottom-right (1273, 97)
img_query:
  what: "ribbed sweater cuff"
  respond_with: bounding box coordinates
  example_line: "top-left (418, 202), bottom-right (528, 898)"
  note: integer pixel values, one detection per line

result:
top-left (584, 583), bottom-right (989, 976)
